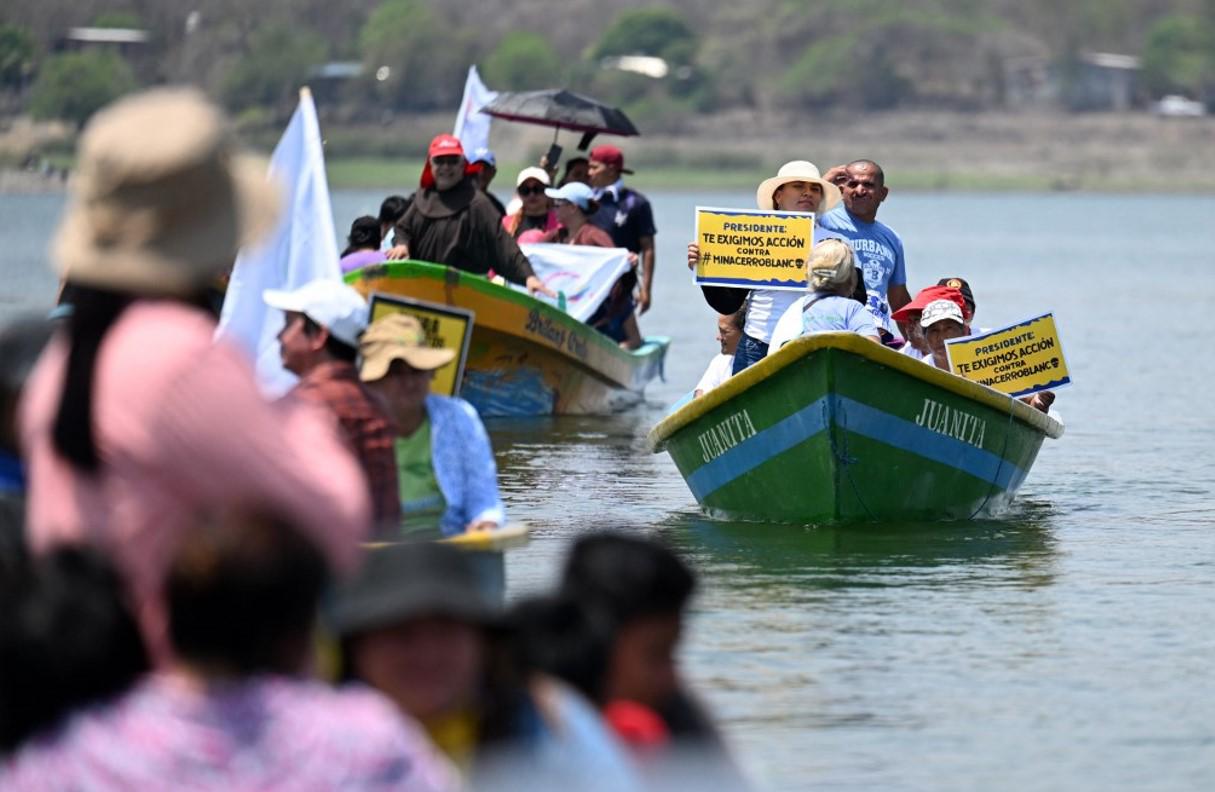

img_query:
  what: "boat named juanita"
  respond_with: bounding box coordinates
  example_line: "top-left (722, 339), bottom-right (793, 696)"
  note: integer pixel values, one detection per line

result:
top-left (913, 397), bottom-right (986, 449)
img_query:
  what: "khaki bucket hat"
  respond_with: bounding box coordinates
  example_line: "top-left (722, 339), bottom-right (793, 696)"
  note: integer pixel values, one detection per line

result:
top-left (359, 313), bottom-right (456, 382)
top-left (756, 160), bottom-right (842, 213)
top-left (53, 87), bottom-right (280, 296)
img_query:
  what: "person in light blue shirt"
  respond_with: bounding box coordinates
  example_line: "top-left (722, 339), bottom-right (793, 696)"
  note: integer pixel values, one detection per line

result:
top-left (818, 160), bottom-right (911, 331)
top-left (359, 313), bottom-right (505, 538)
top-left (767, 239), bottom-right (881, 354)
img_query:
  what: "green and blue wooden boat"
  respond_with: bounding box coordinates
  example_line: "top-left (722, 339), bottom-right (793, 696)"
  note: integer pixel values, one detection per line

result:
top-left (349, 261), bottom-right (669, 417)
top-left (648, 333), bottom-right (1064, 522)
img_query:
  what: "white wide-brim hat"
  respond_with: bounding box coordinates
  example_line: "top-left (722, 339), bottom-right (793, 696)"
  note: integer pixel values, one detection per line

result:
top-left (756, 160), bottom-right (842, 213)
top-left (53, 87), bottom-right (280, 296)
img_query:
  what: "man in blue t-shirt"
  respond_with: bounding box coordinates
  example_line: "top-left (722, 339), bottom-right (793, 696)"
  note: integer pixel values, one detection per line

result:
top-left (588, 145), bottom-right (657, 314)
top-left (818, 160), bottom-right (911, 332)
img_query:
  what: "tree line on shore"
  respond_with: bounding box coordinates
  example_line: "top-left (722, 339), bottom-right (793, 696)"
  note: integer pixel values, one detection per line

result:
top-left (2, 0), bottom-right (1214, 131)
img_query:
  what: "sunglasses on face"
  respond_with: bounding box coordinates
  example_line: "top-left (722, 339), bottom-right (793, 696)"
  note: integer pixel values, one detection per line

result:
top-left (517, 185), bottom-right (546, 197)
top-left (432, 156), bottom-right (462, 167)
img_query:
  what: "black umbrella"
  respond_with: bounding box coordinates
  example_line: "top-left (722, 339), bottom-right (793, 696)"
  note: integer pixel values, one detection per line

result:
top-left (481, 89), bottom-right (640, 150)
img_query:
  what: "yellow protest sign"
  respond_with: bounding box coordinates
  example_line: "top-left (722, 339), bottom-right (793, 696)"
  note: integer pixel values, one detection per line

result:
top-left (368, 293), bottom-right (474, 397)
top-left (946, 313), bottom-right (1071, 397)
top-left (695, 206), bottom-right (814, 291)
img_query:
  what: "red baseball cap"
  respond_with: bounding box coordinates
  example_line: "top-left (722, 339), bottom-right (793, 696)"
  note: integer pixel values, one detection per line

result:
top-left (891, 285), bottom-right (968, 323)
top-left (420, 134), bottom-right (470, 188)
top-left (589, 144), bottom-right (634, 175)
top-left (427, 134), bottom-right (464, 158)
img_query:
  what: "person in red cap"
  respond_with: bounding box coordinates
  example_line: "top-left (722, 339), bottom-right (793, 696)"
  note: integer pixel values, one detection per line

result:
top-left (891, 284), bottom-right (970, 361)
top-left (387, 134), bottom-right (555, 298)
top-left (587, 145), bottom-right (657, 315)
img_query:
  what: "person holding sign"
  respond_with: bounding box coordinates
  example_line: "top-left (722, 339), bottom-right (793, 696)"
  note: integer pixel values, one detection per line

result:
top-left (542, 182), bottom-right (643, 351)
top-left (359, 313), bottom-right (505, 539)
top-left (687, 160), bottom-right (843, 373)
top-left (766, 239), bottom-right (881, 354)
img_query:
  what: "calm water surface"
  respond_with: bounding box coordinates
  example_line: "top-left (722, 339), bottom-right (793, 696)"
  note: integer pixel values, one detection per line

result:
top-left (3, 190), bottom-right (1214, 791)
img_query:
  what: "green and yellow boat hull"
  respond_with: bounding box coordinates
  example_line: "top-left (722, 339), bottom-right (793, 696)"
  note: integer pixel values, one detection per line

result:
top-left (649, 333), bottom-right (1064, 522)
top-left (349, 261), bottom-right (669, 417)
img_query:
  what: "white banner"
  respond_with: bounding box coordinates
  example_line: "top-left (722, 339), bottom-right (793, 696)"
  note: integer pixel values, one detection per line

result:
top-left (217, 87), bottom-right (340, 396)
top-left (453, 65), bottom-right (497, 155)
top-left (517, 243), bottom-right (632, 323)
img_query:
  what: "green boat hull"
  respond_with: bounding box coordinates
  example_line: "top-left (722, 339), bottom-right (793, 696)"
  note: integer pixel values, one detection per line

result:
top-left (649, 333), bottom-right (1064, 523)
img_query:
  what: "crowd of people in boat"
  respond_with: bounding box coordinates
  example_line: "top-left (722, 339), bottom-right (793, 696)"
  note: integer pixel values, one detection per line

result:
top-left (688, 158), bottom-right (1056, 414)
top-left (336, 131), bottom-right (655, 352)
top-left (0, 88), bottom-right (747, 791)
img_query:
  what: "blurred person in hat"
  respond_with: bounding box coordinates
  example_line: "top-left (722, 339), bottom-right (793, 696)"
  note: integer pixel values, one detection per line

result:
top-left (17, 88), bottom-right (371, 664)
top-left (386, 134), bottom-right (555, 298)
top-left (359, 313), bottom-right (504, 539)
top-left (767, 239), bottom-right (881, 354)
top-left (468, 147), bottom-right (506, 217)
top-left (818, 159), bottom-right (912, 335)
top-left (264, 280), bottom-right (399, 532)
top-left (332, 542), bottom-right (638, 788)
top-left (587, 144), bottom-right (657, 315)
top-left (688, 160), bottom-right (845, 373)
top-left (2, 509), bottom-right (457, 791)
top-left (502, 166), bottom-right (559, 239)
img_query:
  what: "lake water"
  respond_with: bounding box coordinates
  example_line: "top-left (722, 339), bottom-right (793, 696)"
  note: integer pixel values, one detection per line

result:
top-left (3, 189), bottom-right (1215, 791)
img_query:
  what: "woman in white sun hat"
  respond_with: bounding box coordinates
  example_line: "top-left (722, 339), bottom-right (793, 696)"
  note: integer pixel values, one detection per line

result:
top-left (687, 160), bottom-right (842, 374)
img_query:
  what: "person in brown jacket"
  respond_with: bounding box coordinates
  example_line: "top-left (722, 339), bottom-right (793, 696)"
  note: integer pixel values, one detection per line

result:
top-left (387, 134), bottom-right (556, 298)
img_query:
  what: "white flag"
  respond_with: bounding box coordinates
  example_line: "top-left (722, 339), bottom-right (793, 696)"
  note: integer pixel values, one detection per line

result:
top-left (453, 65), bottom-right (497, 155)
top-left (217, 87), bottom-right (339, 396)
top-left (517, 244), bottom-right (632, 323)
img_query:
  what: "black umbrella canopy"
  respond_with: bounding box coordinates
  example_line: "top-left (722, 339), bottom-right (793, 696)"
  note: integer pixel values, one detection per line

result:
top-left (481, 89), bottom-right (640, 138)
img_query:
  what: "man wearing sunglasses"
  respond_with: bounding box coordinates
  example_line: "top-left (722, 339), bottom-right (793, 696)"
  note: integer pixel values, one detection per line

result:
top-left (819, 160), bottom-right (911, 335)
top-left (387, 134), bottom-right (556, 298)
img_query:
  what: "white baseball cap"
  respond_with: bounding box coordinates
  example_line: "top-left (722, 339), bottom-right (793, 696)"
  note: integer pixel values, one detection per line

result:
top-left (920, 299), bottom-right (965, 329)
top-left (263, 279), bottom-right (369, 347)
top-left (515, 166), bottom-right (551, 188)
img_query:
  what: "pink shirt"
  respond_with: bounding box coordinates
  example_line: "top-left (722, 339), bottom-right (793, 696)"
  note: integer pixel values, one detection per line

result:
top-left (0, 674), bottom-right (458, 792)
top-left (20, 302), bottom-right (371, 659)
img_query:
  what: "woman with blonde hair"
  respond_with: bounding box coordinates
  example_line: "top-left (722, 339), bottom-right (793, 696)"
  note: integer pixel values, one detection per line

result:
top-left (765, 238), bottom-right (881, 354)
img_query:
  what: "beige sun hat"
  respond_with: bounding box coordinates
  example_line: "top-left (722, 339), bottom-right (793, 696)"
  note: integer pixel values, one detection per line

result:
top-left (53, 87), bottom-right (280, 296)
top-left (756, 160), bottom-right (842, 213)
top-left (807, 238), bottom-right (856, 290)
top-left (359, 313), bottom-right (456, 382)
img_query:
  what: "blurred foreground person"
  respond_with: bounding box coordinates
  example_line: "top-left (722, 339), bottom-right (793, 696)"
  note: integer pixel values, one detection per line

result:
top-left (519, 533), bottom-right (747, 788)
top-left (265, 280), bottom-right (399, 531)
top-left (359, 314), bottom-right (504, 539)
top-left (332, 542), bottom-right (637, 790)
top-left (0, 316), bottom-right (53, 543)
top-left (18, 88), bottom-right (370, 661)
top-left (0, 547), bottom-right (147, 755)
top-left (2, 512), bottom-right (455, 791)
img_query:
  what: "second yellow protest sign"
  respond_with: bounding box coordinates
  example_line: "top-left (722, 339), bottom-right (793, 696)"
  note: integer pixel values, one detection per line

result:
top-left (946, 313), bottom-right (1071, 398)
top-left (368, 293), bottom-right (475, 397)
top-left (695, 207), bottom-right (814, 291)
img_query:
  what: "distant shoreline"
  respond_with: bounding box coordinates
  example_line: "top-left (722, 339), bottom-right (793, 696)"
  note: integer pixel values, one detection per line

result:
top-left (5, 109), bottom-right (1214, 194)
